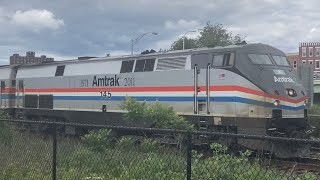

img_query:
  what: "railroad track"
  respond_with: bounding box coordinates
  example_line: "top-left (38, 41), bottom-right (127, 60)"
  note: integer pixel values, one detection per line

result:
top-left (311, 147), bottom-right (320, 159)
top-left (311, 147), bottom-right (320, 153)
top-left (267, 158), bottom-right (320, 175)
top-left (254, 155), bottom-right (320, 176)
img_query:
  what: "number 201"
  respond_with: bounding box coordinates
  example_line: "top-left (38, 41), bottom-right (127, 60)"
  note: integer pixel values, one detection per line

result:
top-left (100, 91), bottom-right (112, 99)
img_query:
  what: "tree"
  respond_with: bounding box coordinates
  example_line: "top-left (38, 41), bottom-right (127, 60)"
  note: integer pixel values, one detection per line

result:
top-left (141, 49), bottom-right (156, 54)
top-left (233, 34), bottom-right (246, 45)
top-left (170, 37), bottom-right (198, 50)
top-left (170, 22), bottom-right (246, 50)
top-left (198, 22), bottom-right (245, 47)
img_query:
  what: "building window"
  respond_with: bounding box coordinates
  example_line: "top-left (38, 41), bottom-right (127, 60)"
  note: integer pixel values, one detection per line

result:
top-left (302, 47), bottom-right (306, 57)
top-left (302, 60), bottom-right (307, 64)
top-left (293, 60), bottom-right (297, 69)
top-left (309, 47), bottom-right (313, 57)
top-left (316, 60), bottom-right (320, 69)
top-left (316, 48), bottom-right (320, 57)
top-left (309, 60), bottom-right (313, 65)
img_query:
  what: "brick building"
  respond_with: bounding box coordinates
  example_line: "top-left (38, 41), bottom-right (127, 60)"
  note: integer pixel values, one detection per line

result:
top-left (10, 51), bottom-right (54, 65)
top-left (286, 52), bottom-right (299, 69)
top-left (299, 42), bottom-right (320, 75)
top-left (286, 42), bottom-right (320, 76)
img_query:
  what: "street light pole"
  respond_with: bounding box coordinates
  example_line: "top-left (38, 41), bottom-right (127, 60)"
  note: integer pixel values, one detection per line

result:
top-left (131, 39), bottom-right (134, 56)
top-left (131, 32), bottom-right (158, 55)
top-left (182, 30), bottom-right (196, 50)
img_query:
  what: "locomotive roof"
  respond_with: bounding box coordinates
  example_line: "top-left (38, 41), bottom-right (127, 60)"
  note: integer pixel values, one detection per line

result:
top-left (16, 43), bottom-right (278, 68)
top-left (0, 65), bottom-right (11, 68)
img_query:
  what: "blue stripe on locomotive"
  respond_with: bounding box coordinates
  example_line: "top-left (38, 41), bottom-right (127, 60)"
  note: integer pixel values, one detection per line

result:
top-left (11, 95), bottom-right (304, 111)
top-left (50, 95), bottom-right (305, 111)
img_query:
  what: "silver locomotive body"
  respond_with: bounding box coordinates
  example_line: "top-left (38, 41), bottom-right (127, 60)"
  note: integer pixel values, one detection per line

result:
top-left (0, 43), bottom-right (311, 157)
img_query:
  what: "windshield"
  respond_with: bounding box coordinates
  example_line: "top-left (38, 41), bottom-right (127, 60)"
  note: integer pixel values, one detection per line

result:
top-left (272, 55), bottom-right (290, 66)
top-left (248, 54), bottom-right (273, 65)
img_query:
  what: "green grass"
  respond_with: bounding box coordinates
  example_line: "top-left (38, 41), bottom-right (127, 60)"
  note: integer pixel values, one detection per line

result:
top-left (0, 132), bottom-right (52, 179)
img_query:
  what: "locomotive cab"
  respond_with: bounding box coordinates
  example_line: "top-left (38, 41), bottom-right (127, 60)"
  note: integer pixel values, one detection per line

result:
top-left (234, 44), bottom-right (311, 138)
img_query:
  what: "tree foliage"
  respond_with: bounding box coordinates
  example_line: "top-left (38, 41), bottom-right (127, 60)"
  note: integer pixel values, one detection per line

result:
top-left (141, 49), bottom-right (156, 54)
top-left (171, 22), bottom-right (246, 50)
top-left (198, 22), bottom-right (233, 47)
top-left (171, 38), bottom-right (198, 51)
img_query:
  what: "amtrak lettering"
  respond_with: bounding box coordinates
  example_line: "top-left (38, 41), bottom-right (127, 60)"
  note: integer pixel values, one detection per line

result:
top-left (92, 75), bottom-right (120, 87)
top-left (92, 75), bottom-right (135, 87)
top-left (274, 76), bottom-right (294, 83)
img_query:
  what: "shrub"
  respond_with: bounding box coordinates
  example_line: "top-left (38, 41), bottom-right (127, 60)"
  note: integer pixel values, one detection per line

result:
top-left (139, 138), bottom-right (160, 153)
top-left (119, 97), bottom-right (192, 130)
top-left (119, 97), bottom-right (147, 123)
top-left (82, 129), bottom-right (114, 152)
top-left (116, 137), bottom-right (135, 149)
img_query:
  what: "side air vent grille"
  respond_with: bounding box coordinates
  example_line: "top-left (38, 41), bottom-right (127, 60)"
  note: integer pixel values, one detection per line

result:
top-left (156, 57), bottom-right (186, 71)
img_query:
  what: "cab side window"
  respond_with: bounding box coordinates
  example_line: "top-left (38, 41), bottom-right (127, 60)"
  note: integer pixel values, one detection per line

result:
top-left (212, 53), bottom-right (234, 67)
top-left (191, 53), bottom-right (209, 69)
top-left (1, 81), bottom-right (5, 90)
top-left (212, 54), bottom-right (224, 66)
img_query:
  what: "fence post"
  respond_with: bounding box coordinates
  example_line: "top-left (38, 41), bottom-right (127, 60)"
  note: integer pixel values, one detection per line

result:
top-left (52, 121), bottom-right (57, 180)
top-left (186, 132), bottom-right (192, 180)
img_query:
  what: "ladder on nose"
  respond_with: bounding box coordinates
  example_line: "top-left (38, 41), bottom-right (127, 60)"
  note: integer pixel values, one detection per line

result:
top-left (0, 86), bottom-right (2, 108)
top-left (0, 81), bottom-right (6, 107)
top-left (194, 64), bottom-right (211, 132)
top-left (193, 63), bottom-right (211, 115)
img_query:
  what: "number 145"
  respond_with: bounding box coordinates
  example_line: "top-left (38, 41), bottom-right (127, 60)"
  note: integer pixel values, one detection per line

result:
top-left (100, 91), bottom-right (112, 99)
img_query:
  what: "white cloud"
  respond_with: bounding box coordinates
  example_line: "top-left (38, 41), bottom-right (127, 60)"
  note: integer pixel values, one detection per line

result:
top-left (310, 28), bottom-right (317, 33)
top-left (2, 0), bottom-right (320, 59)
top-left (117, 35), bottom-right (131, 44)
top-left (12, 9), bottom-right (64, 32)
top-left (165, 19), bottom-right (200, 30)
top-left (153, 39), bottom-right (175, 51)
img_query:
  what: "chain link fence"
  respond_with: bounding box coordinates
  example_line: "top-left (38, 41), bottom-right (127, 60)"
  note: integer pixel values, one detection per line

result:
top-left (1, 119), bottom-right (320, 180)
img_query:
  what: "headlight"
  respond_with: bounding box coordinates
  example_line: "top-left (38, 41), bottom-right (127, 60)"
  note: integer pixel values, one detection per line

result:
top-left (274, 100), bottom-right (280, 106)
top-left (286, 89), bottom-right (296, 97)
top-left (288, 89), bottom-right (294, 96)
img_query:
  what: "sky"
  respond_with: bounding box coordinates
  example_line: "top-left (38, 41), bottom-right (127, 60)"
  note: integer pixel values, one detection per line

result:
top-left (0, 0), bottom-right (319, 64)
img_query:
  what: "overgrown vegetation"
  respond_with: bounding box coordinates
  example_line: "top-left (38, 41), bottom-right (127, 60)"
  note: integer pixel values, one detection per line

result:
top-left (309, 105), bottom-right (320, 137)
top-left (119, 96), bottom-right (193, 130)
top-left (1, 101), bottom-right (319, 179)
top-left (1, 129), bottom-right (317, 179)
top-left (0, 110), bottom-right (15, 144)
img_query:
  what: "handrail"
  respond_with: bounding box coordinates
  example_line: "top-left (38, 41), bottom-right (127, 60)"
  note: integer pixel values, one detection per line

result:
top-left (206, 63), bottom-right (211, 114)
top-left (193, 65), bottom-right (198, 114)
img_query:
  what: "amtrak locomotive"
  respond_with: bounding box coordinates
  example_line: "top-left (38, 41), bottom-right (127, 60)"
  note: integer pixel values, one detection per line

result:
top-left (0, 43), bottom-right (312, 157)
